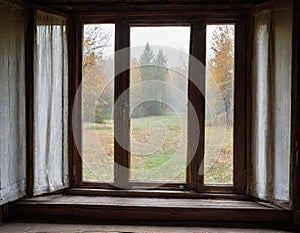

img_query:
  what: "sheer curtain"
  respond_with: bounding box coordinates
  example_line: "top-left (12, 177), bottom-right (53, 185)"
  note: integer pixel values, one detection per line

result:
top-left (251, 11), bottom-right (272, 202)
top-left (34, 10), bottom-right (68, 195)
top-left (250, 1), bottom-right (293, 204)
top-left (0, 3), bottom-right (26, 204)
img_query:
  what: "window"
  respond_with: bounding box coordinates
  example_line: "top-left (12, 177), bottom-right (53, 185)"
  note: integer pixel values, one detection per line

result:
top-left (205, 24), bottom-right (235, 185)
top-left (74, 16), bottom-right (246, 193)
top-left (82, 24), bottom-right (115, 183)
top-left (129, 26), bottom-right (190, 183)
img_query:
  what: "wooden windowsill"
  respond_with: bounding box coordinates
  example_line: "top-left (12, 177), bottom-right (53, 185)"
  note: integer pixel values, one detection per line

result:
top-left (10, 194), bottom-right (293, 226)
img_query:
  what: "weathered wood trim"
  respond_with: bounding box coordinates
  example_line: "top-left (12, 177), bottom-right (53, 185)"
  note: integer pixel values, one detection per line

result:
top-left (234, 15), bottom-right (247, 194)
top-left (187, 18), bottom-right (206, 192)
top-left (73, 10), bottom-right (248, 18)
top-left (202, 185), bottom-right (235, 193)
top-left (25, 3), bottom-right (35, 197)
top-left (67, 13), bottom-right (75, 187)
top-left (32, 2), bottom-right (259, 14)
top-left (11, 206), bottom-right (293, 225)
top-left (246, 11), bottom-right (254, 196)
top-left (291, 0), bottom-right (300, 211)
top-left (71, 16), bottom-right (83, 187)
top-left (33, 0), bottom-right (265, 5)
top-left (113, 19), bottom-right (130, 188)
top-left (10, 195), bottom-right (294, 226)
top-left (79, 182), bottom-right (186, 189)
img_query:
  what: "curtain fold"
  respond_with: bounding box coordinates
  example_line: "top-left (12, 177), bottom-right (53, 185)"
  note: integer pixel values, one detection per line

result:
top-left (0, 3), bottom-right (26, 205)
top-left (33, 10), bottom-right (68, 196)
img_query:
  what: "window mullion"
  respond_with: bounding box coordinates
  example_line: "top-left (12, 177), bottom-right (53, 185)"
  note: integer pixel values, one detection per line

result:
top-left (114, 20), bottom-right (130, 188)
top-left (187, 19), bottom-right (206, 192)
top-left (233, 18), bottom-right (247, 193)
top-left (73, 20), bottom-right (83, 187)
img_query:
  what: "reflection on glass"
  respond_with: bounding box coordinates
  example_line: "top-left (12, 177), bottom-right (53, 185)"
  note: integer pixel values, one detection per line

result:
top-left (82, 24), bottom-right (115, 182)
top-left (205, 24), bottom-right (235, 185)
top-left (129, 26), bottom-right (190, 183)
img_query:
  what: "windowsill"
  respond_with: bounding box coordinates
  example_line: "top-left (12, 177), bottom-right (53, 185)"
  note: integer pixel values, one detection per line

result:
top-left (10, 193), bottom-right (293, 226)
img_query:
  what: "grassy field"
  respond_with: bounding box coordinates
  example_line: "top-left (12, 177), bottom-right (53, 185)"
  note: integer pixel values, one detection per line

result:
top-left (130, 114), bottom-right (187, 182)
top-left (82, 114), bottom-right (233, 185)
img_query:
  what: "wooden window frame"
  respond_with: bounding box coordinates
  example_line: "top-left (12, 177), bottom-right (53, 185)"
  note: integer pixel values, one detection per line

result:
top-left (70, 12), bottom-right (247, 195)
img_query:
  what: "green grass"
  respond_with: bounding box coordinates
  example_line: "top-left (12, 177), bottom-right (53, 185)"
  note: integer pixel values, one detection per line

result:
top-left (82, 114), bottom-right (233, 185)
top-left (204, 126), bottom-right (233, 184)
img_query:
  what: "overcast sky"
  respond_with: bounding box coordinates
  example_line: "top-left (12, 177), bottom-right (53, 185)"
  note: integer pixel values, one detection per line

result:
top-left (130, 26), bottom-right (190, 52)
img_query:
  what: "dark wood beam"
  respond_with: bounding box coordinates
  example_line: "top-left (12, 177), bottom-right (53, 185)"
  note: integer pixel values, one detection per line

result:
top-left (28, 0), bottom-right (270, 13)
top-left (32, 0), bottom-right (268, 4)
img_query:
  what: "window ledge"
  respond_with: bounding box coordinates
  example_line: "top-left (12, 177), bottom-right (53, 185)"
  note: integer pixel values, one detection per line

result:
top-left (10, 194), bottom-right (293, 226)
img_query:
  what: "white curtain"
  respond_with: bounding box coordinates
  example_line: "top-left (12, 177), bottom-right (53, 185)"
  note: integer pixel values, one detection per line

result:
top-left (251, 11), bottom-right (270, 201)
top-left (34, 10), bottom-right (68, 196)
top-left (250, 1), bottom-right (293, 203)
top-left (0, 3), bottom-right (26, 204)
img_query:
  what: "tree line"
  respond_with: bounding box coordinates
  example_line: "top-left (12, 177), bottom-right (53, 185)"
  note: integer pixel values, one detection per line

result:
top-left (82, 25), bottom-right (234, 126)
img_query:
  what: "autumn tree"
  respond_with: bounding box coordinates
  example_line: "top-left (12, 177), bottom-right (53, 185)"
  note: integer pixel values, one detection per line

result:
top-left (207, 25), bottom-right (235, 126)
top-left (82, 25), bottom-right (112, 75)
top-left (82, 25), bottom-right (113, 123)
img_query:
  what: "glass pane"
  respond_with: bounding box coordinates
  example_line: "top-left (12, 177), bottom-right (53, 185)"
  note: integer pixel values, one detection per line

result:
top-left (129, 26), bottom-right (190, 183)
top-left (82, 24), bottom-right (115, 182)
top-left (205, 24), bottom-right (235, 185)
